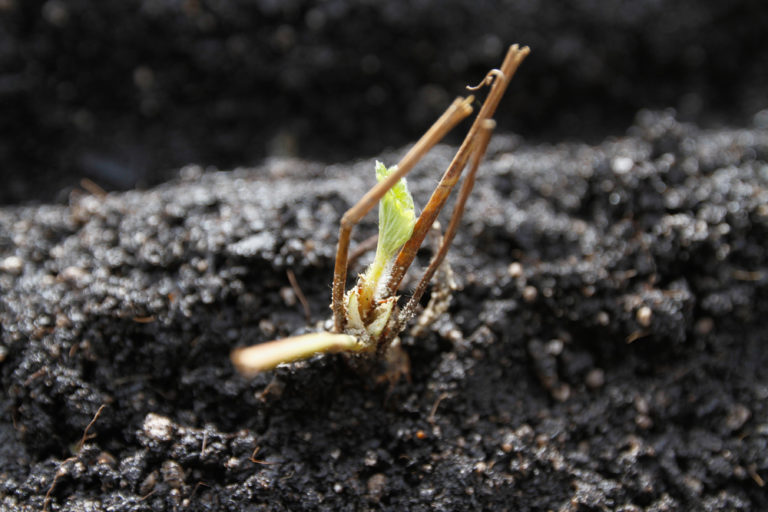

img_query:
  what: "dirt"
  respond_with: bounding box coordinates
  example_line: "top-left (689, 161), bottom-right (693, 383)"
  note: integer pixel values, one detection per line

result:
top-left (2, 1), bottom-right (768, 509)
top-left (2, 0), bottom-right (768, 204)
top-left (1, 109), bottom-right (767, 510)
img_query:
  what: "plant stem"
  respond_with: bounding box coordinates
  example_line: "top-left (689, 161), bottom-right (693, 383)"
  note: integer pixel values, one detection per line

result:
top-left (385, 44), bottom-right (530, 296)
top-left (231, 332), bottom-right (363, 375)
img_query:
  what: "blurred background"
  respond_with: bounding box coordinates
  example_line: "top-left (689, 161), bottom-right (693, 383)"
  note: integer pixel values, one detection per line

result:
top-left (1, 0), bottom-right (766, 204)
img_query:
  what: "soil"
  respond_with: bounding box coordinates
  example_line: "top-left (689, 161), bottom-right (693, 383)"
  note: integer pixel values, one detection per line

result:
top-left (2, 109), bottom-right (767, 510)
top-left (2, 1), bottom-right (768, 510)
top-left (2, 0), bottom-right (768, 204)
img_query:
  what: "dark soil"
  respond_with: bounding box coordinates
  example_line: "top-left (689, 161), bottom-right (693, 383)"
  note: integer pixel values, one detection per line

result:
top-left (2, 0), bottom-right (768, 204)
top-left (2, 110), bottom-right (767, 510)
top-left (2, 1), bottom-right (768, 509)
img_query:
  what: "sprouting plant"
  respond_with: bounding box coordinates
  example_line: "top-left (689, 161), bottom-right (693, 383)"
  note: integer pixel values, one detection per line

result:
top-left (231, 44), bottom-right (530, 376)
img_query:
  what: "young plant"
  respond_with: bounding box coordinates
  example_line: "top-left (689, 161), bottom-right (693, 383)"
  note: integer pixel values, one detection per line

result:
top-left (231, 44), bottom-right (530, 376)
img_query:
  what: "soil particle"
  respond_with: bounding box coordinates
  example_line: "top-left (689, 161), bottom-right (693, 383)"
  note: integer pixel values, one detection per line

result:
top-left (2, 111), bottom-right (768, 510)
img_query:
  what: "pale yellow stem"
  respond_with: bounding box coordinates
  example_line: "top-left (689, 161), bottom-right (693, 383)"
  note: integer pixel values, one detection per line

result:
top-left (231, 332), bottom-right (363, 375)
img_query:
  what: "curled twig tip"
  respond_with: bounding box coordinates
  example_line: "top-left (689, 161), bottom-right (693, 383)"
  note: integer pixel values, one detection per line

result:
top-left (466, 69), bottom-right (505, 91)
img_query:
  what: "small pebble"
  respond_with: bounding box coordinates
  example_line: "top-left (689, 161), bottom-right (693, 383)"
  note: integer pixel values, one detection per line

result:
top-left (507, 262), bottom-right (523, 278)
top-left (259, 319), bottom-right (276, 336)
top-left (97, 452), bottom-right (117, 467)
top-left (636, 306), bottom-right (652, 327)
top-left (725, 404), bottom-right (751, 431)
top-left (635, 414), bottom-right (654, 429)
top-left (552, 383), bottom-right (571, 402)
top-left (143, 413), bottom-right (174, 442)
top-left (367, 473), bottom-right (387, 501)
top-left (695, 317), bottom-right (714, 335)
top-left (364, 450), bottom-right (378, 467)
top-left (161, 460), bottom-right (185, 489)
top-left (545, 339), bottom-right (564, 356)
top-left (522, 285), bottom-right (538, 303)
top-left (612, 156), bottom-right (634, 174)
top-left (586, 368), bottom-right (605, 389)
top-left (0, 256), bottom-right (23, 275)
top-left (139, 471), bottom-right (158, 496)
top-left (60, 266), bottom-right (88, 285)
top-left (634, 396), bottom-right (650, 415)
top-left (279, 287), bottom-right (296, 306)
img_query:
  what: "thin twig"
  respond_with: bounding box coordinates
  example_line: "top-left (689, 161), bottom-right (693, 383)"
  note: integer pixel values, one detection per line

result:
top-left (190, 481), bottom-right (210, 500)
top-left (24, 367), bottom-right (47, 386)
top-left (749, 464), bottom-right (765, 487)
top-left (77, 404), bottom-right (106, 452)
top-left (428, 393), bottom-right (450, 424)
top-left (386, 44), bottom-right (529, 295)
top-left (79, 178), bottom-right (107, 197)
top-left (733, 269), bottom-right (764, 281)
top-left (286, 269), bottom-right (311, 323)
top-left (45, 404), bottom-right (108, 510)
top-left (249, 446), bottom-right (277, 465)
top-left (138, 489), bottom-right (157, 501)
top-left (626, 330), bottom-right (650, 344)
top-left (43, 458), bottom-right (76, 512)
top-left (400, 119), bottom-right (496, 328)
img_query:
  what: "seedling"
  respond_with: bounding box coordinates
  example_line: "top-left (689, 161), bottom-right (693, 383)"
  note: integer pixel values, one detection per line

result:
top-left (232, 44), bottom-right (529, 375)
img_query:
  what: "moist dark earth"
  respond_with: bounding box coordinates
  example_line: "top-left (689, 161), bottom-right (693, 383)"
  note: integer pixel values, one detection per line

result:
top-left (3, 1), bottom-right (768, 511)
top-left (2, 110), bottom-right (768, 510)
top-left (2, 0), bottom-right (768, 204)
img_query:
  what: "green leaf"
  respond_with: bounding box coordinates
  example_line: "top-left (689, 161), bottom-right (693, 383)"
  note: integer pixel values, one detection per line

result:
top-left (355, 162), bottom-right (417, 316)
top-left (374, 161), bottom-right (415, 265)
